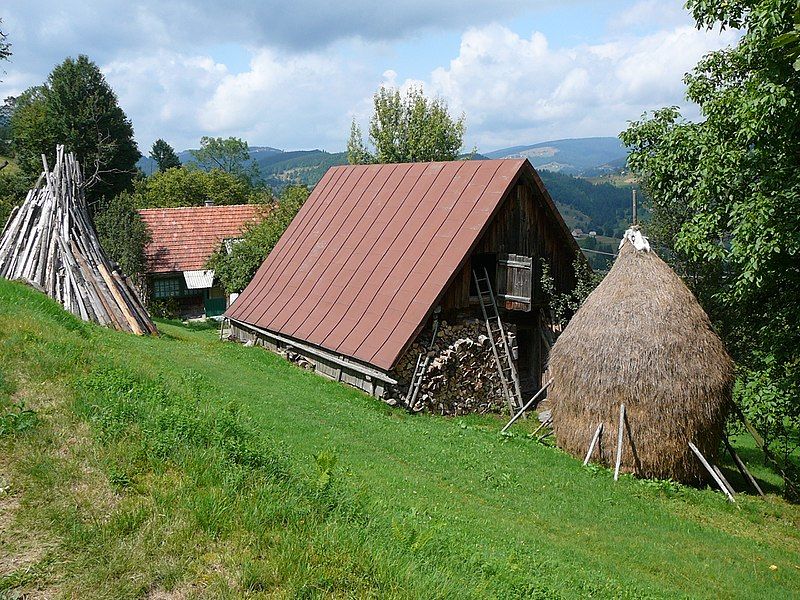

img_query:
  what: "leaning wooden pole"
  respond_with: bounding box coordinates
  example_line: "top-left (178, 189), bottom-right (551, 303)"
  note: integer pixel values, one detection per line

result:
top-left (724, 437), bottom-right (764, 497)
top-left (689, 442), bottom-right (736, 503)
top-left (501, 378), bottom-right (554, 434)
top-left (583, 423), bottom-right (603, 466)
top-left (613, 404), bottom-right (625, 481)
top-left (0, 145), bottom-right (157, 335)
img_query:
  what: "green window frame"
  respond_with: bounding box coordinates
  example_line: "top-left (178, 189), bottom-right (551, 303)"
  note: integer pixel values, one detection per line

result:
top-left (153, 277), bottom-right (183, 299)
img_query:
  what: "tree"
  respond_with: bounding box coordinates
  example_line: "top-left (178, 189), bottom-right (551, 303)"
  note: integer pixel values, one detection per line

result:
top-left (189, 136), bottom-right (260, 184)
top-left (772, 3), bottom-right (800, 69)
top-left (94, 192), bottom-right (150, 286)
top-left (11, 55), bottom-right (140, 207)
top-left (620, 0), bottom-right (800, 488)
top-left (149, 139), bottom-right (181, 172)
top-left (347, 86), bottom-right (465, 164)
top-left (0, 96), bottom-right (15, 155)
top-left (132, 166), bottom-right (271, 209)
top-left (207, 185), bottom-right (308, 293)
top-left (0, 18), bottom-right (11, 78)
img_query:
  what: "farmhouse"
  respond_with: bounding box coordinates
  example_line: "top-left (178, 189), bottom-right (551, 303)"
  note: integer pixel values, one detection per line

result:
top-left (226, 159), bottom-right (583, 413)
top-left (139, 203), bottom-right (265, 318)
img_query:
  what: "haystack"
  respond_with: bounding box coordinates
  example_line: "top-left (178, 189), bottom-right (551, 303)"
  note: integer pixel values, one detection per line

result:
top-left (549, 229), bottom-right (734, 484)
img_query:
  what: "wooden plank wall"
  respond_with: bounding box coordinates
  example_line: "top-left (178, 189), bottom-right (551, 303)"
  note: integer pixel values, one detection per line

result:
top-left (441, 175), bottom-right (578, 312)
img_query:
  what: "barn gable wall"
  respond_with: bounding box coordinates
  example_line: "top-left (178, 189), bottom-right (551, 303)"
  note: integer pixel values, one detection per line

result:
top-left (440, 173), bottom-right (579, 314)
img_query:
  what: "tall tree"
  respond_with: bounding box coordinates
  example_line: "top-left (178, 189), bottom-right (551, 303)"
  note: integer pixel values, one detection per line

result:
top-left (0, 96), bottom-right (15, 155)
top-left (621, 0), bottom-right (800, 487)
top-left (0, 17), bottom-right (11, 76)
top-left (207, 185), bottom-right (308, 293)
top-left (94, 191), bottom-right (150, 286)
top-left (189, 136), bottom-right (260, 184)
top-left (347, 86), bottom-right (465, 164)
top-left (11, 55), bottom-right (140, 207)
top-left (131, 166), bottom-right (270, 209)
top-left (149, 138), bottom-right (181, 172)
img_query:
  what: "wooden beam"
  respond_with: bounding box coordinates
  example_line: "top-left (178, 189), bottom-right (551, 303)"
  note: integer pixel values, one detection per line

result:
top-left (583, 423), bottom-right (603, 466)
top-left (614, 404), bottom-right (625, 481)
top-left (501, 378), bottom-right (553, 433)
top-left (724, 437), bottom-right (764, 497)
top-left (689, 442), bottom-right (736, 503)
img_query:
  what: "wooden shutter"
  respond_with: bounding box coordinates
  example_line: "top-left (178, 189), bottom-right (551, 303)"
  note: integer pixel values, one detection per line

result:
top-left (496, 254), bottom-right (532, 312)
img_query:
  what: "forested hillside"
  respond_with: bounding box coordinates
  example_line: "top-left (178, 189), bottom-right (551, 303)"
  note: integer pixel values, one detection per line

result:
top-left (539, 170), bottom-right (635, 237)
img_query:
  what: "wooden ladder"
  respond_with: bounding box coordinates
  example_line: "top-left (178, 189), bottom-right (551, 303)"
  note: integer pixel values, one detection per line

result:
top-left (473, 267), bottom-right (523, 413)
top-left (404, 353), bottom-right (431, 410)
top-left (404, 311), bottom-right (440, 410)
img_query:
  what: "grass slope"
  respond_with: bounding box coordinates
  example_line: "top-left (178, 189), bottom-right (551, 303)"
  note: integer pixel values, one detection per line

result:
top-left (0, 279), bottom-right (798, 598)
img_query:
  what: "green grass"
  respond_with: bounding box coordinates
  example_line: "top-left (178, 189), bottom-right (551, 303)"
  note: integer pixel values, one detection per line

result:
top-left (0, 279), bottom-right (798, 599)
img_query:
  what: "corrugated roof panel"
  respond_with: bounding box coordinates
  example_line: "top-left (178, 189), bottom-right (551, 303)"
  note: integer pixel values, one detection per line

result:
top-left (227, 158), bottom-right (569, 371)
top-left (183, 269), bottom-right (215, 289)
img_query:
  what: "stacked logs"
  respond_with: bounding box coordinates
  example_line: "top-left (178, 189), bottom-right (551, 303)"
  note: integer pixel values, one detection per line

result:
top-left (392, 318), bottom-right (517, 415)
top-left (0, 146), bottom-right (157, 335)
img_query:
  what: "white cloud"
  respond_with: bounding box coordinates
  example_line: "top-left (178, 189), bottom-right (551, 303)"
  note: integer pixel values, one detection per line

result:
top-left (614, 0), bottom-right (689, 32)
top-left (422, 22), bottom-right (739, 150)
top-left (103, 52), bottom-right (229, 151)
top-left (2, 0), bottom-right (741, 155)
top-left (200, 48), bottom-right (375, 150)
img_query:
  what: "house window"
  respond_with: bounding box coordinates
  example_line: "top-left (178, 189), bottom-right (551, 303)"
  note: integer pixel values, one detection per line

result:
top-left (153, 277), bottom-right (183, 299)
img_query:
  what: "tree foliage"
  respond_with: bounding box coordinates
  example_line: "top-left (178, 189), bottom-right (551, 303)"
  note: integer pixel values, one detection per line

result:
top-left (0, 167), bottom-right (29, 229)
top-left (207, 185), bottom-right (309, 293)
top-left (11, 55), bottom-right (140, 207)
top-left (347, 86), bottom-right (465, 164)
top-left (132, 167), bottom-right (271, 209)
top-left (620, 0), bottom-right (800, 480)
top-left (94, 192), bottom-right (150, 285)
top-left (540, 257), bottom-right (601, 328)
top-left (190, 136), bottom-right (260, 185)
top-left (0, 17), bottom-right (11, 74)
top-left (149, 138), bottom-right (181, 172)
top-left (0, 96), bottom-right (15, 155)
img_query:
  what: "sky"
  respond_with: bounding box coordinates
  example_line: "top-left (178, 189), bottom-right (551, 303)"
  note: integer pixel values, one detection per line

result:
top-left (0, 1), bottom-right (739, 155)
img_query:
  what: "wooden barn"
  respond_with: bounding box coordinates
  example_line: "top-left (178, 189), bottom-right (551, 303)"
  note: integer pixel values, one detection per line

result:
top-left (226, 159), bottom-right (583, 414)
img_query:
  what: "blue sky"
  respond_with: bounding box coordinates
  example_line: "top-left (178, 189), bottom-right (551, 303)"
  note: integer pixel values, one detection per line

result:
top-left (1, 1), bottom-right (737, 154)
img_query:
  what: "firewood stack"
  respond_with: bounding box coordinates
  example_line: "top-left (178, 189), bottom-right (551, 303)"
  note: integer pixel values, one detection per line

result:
top-left (0, 146), bottom-right (157, 335)
top-left (392, 319), bottom-right (518, 415)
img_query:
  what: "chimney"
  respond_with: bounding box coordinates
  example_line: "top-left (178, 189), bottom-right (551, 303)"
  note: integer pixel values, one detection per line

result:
top-left (204, 199), bottom-right (214, 207)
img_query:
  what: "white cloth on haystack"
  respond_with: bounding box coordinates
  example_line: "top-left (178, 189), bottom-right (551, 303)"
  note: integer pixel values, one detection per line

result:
top-left (619, 228), bottom-right (650, 252)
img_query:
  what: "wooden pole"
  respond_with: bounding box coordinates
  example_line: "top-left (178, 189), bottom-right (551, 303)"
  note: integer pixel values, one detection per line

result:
top-left (583, 423), bottom-right (603, 466)
top-left (688, 442), bottom-right (736, 503)
top-left (501, 378), bottom-right (554, 433)
top-left (724, 437), bottom-right (764, 496)
top-left (632, 189), bottom-right (638, 226)
top-left (529, 418), bottom-right (551, 439)
top-left (613, 404), bottom-right (625, 481)
top-left (713, 464), bottom-right (737, 498)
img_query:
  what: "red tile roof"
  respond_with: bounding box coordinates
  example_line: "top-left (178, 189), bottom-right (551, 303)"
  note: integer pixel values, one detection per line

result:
top-left (139, 204), bottom-right (266, 273)
top-left (226, 159), bottom-right (572, 371)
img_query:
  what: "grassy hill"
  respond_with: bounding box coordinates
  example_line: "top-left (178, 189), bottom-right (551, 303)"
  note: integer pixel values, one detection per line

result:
top-left (1, 279), bottom-right (798, 598)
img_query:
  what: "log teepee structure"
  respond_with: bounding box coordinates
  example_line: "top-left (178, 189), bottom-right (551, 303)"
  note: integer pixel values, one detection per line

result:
top-left (0, 146), bottom-right (157, 335)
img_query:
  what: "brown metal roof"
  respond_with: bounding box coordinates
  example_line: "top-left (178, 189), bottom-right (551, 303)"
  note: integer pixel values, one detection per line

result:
top-left (226, 159), bottom-right (571, 371)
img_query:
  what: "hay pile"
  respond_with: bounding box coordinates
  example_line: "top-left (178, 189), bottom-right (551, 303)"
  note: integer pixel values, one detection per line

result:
top-left (549, 230), bottom-right (734, 484)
